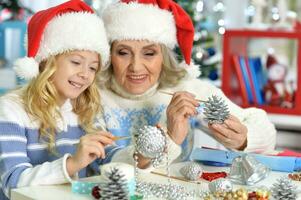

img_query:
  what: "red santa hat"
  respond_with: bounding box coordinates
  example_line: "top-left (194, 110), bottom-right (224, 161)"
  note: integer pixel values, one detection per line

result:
top-left (102, 0), bottom-right (195, 66)
top-left (14, 0), bottom-right (110, 80)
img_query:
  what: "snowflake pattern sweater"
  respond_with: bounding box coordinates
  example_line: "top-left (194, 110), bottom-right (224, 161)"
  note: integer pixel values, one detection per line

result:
top-left (97, 77), bottom-right (276, 165)
top-left (0, 90), bottom-right (122, 199)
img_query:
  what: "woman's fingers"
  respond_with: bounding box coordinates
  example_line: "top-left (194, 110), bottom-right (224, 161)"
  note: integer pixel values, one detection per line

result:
top-left (171, 92), bottom-right (199, 108)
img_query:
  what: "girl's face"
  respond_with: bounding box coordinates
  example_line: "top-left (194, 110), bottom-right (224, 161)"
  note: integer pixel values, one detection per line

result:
top-left (52, 50), bottom-right (99, 105)
top-left (111, 40), bottom-right (163, 94)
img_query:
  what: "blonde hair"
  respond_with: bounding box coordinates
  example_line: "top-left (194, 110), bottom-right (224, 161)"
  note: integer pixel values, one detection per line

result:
top-left (22, 53), bottom-right (101, 152)
top-left (98, 43), bottom-right (187, 89)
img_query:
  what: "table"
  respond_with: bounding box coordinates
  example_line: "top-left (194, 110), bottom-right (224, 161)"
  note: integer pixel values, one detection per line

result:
top-left (11, 162), bottom-right (301, 200)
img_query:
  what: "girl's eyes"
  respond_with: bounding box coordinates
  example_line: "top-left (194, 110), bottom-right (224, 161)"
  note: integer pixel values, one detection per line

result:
top-left (89, 66), bottom-right (98, 72)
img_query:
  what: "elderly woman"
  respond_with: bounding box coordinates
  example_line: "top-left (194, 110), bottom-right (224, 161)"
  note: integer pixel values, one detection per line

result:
top-left (98, 0), bottom-right (276, 168)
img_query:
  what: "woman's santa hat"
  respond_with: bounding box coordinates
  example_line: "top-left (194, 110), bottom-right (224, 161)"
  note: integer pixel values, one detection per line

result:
top-left (102, 0), bottom-right (195, 66)
top-left (14, 0), bottom-right (110, 80)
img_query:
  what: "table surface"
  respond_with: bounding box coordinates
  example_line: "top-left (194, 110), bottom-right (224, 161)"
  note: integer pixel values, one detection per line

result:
top-left (11, 162), bottom-right (301, 200)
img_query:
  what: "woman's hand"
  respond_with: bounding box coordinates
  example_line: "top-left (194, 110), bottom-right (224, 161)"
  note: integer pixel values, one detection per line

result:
top-left (208, 115), bottom-right (248, 150)
top-left (166, 91), bottom-right (199, 145)
top-left (66, 131), bottom-right (114, 177)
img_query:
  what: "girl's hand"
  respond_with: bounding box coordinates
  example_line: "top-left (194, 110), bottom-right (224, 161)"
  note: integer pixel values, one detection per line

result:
top-left (66, 131), bottom-right (114, 176)
top-left (208, 115), bottom-right (248, 150)
top-left (166, 91), bottom-right (199, 145)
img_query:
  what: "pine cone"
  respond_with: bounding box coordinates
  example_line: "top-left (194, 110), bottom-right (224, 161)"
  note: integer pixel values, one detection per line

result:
top-left (271, 177), bottom-right (297, 200)
top-left (180, 162), bottom-right (203, 181)
top-left (204, 95), bottom-right (229, 124)
top-left (100, 168), bottom-right (129, 200)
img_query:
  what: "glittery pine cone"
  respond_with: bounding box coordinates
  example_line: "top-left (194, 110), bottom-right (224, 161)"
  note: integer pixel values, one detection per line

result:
top-left (180, 162), bottom-right (203, 181)
top-left (135, 125), bottom-right (166, 159)
top-left (208, 178), bottom-right (233, 193)
top-left (271, 177), bottom-right (297, 200)
top-left (100, 168), bottom-right (129, 200)
top-left (204, 95), bottom-right (230, 124)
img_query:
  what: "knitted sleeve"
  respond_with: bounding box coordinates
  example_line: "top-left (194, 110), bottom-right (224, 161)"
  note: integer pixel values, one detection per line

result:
top-left (186, 79), bottom-right (277, 153)
top-left (110, 135), bottom-right (181, 171)
top-left (0, 96), bottom-right (71, 198)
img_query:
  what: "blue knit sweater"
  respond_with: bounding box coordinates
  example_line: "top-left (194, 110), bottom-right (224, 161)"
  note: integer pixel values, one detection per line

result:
top-left (0, 89), bottom-right (120, 199)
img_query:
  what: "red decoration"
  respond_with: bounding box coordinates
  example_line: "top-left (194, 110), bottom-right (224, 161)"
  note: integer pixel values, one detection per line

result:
top-left (91, 185), bottom-right (101, 199)
top-left (200, 171), bottom-right (227, 181)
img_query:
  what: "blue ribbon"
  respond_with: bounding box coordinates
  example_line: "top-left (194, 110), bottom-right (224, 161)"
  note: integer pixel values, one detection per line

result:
top-left (190, 147), bottom-right (301, 172)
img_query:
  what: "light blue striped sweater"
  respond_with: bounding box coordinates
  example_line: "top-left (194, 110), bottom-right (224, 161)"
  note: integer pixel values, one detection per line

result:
top-left (0, 90), bottom-right (121, 199)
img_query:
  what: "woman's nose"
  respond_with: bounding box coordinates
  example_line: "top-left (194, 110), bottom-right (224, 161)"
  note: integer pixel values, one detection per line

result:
top-left (129, 55), bottom-right (143, 71)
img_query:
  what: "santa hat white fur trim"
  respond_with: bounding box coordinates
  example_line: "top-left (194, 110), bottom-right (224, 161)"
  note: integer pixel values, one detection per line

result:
top-left (36, 12), bottom-right (109, 66)
top-left (103, 2), bottom-right (177, 48)
top-left (14, 12), bottom-right (109, 80)
top-left (180, 61), bottom-right (201, 78)
top-left (13, 57), bottom-right (39, 80)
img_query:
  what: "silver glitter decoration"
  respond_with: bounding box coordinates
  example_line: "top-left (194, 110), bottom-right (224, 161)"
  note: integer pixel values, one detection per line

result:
top-left (180, 162), bottom-right (203, 181)
top-left (135, 125), bottom-right (166, 167)
top-left (271, 177), bottom-right (297, 200)
top-left (208, 178), bottom-right (233, 193)
top-left (136, 182), bottom-right (195, 200)
top-left (204, 95), bottom-right (230, 124)
top-left (133, 125), bottom-right (195, 200)
top-left (229, 154), bottom-right (269, 185)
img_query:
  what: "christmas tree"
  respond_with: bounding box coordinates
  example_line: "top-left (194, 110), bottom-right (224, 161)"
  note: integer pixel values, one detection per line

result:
top-left (0, 0), bottom-right (33, 21)
top-left (175, 0), bottom-right (224, 80)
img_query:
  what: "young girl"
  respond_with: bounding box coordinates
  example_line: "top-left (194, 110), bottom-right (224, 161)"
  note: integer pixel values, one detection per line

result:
top-left (0, 1), bottom-right (120, 199)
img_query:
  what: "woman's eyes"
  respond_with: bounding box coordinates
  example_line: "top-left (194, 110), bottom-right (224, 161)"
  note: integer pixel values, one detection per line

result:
top-left (117, 50), bottom-right (129, 56)
top-left (116, 49), bottom-right (157, 56)
top-left (144, 52), bottom-right (155, 56)
top-left (71, 60), bottom-right (81, 65)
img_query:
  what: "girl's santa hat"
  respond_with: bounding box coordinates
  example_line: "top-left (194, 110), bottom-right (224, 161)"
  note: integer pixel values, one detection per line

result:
top-left (14, 0), bottom-right (110, 80)
top-left (102, 0), bottom-right (195, 66)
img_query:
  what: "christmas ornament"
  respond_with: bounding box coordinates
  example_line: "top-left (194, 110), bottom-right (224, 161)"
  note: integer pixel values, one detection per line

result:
top-left (271, 177), bottom-right (297, 200)
top-left (91, 185), bottom-right (101, 199)
top-left (229, 154), bottom-right (269, 185)
top-left (201, 171), bottom-right (228, 182)
top-left (136, 182), bottom-right (194, 200)
top-left (133, 125), bottom-right (194, 199)
top-left (208, 178), bottom-right (233, 193)
top-left (202, 188), bottom-right (248, 200)
top-left (135, 125), bottom-right (167, 167)
top-left (204, 95), bottom-right (230, 124)
top-left (288, 172), bottom-right (301, 181)
top-left (180, 162), bottom-right (203, 181)
top-left (100, 167), bottom-right (129, 200)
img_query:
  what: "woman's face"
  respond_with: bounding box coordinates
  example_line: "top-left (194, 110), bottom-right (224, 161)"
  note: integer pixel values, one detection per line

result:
top-left (111, 40), bottom-right (163, 94)
top-left (52, 50), bottom-right (99, 105)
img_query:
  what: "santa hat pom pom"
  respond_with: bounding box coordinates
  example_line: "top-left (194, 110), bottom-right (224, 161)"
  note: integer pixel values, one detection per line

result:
top-left (180, 61), bottom-right (201, 78)
top-left (13, 57), bottom-right (39, 80)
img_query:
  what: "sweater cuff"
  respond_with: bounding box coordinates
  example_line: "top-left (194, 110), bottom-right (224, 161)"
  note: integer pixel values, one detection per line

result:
top-left (165, 134), bottom-right (182, 162)
top-left (243, 123), bottom-right (275, 154)
top-left (62, 154), bottom-right (79, 182)
top-left (111, 136), bottom-right (182, 171)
